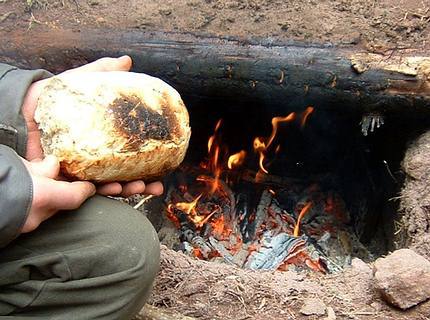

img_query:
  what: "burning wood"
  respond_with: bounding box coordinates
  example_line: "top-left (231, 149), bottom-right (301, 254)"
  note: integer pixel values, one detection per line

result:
top-left (163, 111), bottom-right (371, 273)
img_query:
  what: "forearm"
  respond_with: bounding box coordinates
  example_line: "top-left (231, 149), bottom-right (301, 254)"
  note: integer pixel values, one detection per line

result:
top-left (0, 64), bottom-right (52, 157)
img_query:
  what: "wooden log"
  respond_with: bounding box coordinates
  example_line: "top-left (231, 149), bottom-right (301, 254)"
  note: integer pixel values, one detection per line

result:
top-left (1, 29), bottom-right (429, 114)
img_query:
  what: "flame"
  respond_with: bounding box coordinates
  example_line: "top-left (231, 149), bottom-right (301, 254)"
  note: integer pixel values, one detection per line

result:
top-left (267, 113), bottom-right (296, 147)
top-left (228, 150), bottom-right (247, 170)
top-left (293, 202), bottom-right (313, 237)
top-left (204, 119), bottom-right (224, 194)
top-left (208, 119), bottom-right (222, 153)
top-left (175, 194), bottom-right (202, 215)
top-left (300, 106), bottom-right (314, 128)
top-left (253, 137), bottom-right (269, 174)
top-left (253, 112), bottom-right (296, 174)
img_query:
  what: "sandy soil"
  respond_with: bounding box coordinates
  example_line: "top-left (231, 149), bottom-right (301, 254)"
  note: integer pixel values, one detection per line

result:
top-left (0, 0), bottom-right (429, 52)
top-left (139, 245), bottom-right (430, 320)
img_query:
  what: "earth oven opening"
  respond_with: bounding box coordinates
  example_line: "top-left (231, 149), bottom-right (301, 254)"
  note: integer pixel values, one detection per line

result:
top-left (4, 30), bottom-right (429, 275)
top-left (144, 93), bottom-right (430, 273)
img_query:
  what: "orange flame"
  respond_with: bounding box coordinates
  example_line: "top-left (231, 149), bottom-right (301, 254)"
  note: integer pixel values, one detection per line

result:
top-left (228, 150), bottom-right (247, 170)
top-left (253, 112), bottom-right (296, 174)
top-left (253, 137), bottom-right (268, 173)
top-left (175, 194), bottom-right (203, 215)
top-left (300, 106), bottom-right (314, 128)
top-left (267, 113), bottom-right (296, 147)
top-left (208, 119), bottom-right (222, 153)
top-left (293, 202), bottom-right (313, 237)
top-left (205, 119), bottom-right (224, 194)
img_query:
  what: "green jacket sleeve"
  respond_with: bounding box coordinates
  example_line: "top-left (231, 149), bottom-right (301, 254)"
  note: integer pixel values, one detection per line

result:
top-left (0, 63), bottom-right (52, 156)
top-left (0, 63), bottom-right (52, 247)
top-left (0, 145), bottom-right (33, 248)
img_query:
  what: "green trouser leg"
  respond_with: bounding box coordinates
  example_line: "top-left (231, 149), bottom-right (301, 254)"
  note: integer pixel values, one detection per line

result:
top-left (0, 195), bottom-right (160, 319)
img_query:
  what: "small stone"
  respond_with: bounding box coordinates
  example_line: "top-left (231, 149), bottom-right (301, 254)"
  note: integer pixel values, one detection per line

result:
top-left (88, 0), bottom-right (99, 6)
top-left (278, 22), bottom-right (289, 31)
top-left (373, 249), bottom-right (430, 309)
top-left (370, 301), bottom-right (384, 311)
top-left (300, 297), bottom-right (326, 316)
top-left (350, 258), bottom-right (372, 275)
top-left (324, 306), bottom-right (336, 320)
top-left (159, 9), bottom-right (172, 16)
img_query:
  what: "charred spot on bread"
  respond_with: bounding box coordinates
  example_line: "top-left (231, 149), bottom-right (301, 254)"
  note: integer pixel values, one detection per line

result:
top-left (109, 94), bottom-right (174, 151)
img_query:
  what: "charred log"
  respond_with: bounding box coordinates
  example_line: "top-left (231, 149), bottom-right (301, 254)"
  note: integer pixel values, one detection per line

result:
top-left (1, 29), bottom-right (429, 115)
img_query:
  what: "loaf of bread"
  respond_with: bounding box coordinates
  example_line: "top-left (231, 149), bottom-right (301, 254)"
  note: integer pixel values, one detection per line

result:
top-left (34, 71), bottom-right (191, 183)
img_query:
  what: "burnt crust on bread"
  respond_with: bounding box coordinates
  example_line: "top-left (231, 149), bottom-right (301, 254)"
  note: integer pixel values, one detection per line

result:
top-left (109, 94), bottom-right (172, 151)
top-left (35, 72), bottom-right (191, 183)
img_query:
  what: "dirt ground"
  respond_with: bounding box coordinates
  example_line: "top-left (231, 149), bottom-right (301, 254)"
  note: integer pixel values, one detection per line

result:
top-left (2, 0), bottom-right (430, 319)
top-left (135, 245), bottom-right (430, 320)
top-left (0, 0), bottom-right (429, 52)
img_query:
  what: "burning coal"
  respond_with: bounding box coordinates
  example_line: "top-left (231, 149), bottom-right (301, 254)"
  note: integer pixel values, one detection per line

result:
top-left (165, 107), bottom-right (370, 273)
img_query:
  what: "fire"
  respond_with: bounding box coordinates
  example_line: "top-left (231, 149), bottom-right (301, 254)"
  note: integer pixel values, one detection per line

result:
top-left (253, 137), bottom-right (269, 174)
top-left (208, 119), bottom-right (222, 153)
top-left (163, 106), bottom-right (350, 274)
top-left (267, 113), bottom-right (296, 147)
top-left (206, 120), bottom-right (224, 194)
top-left (227, 150), bottom-right (247, 170)
top-left (168, 193), bottom-right (223, 228)
top-left (300, 106), bottom-right (314, 128)
top-left (293, 202), bottom-right (313, 237)
top-left (253, 112), bottom-right (296, 174)
top-left (174, 194), bottom-right (202, 215)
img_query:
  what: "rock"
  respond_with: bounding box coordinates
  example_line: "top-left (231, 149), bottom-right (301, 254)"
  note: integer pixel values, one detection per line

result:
top-left (300, 297), bottom-right (326, 316)
top-left (373, 249), bottom-right (430, 309)
top-left (324, 306), bottom-right (336, 320)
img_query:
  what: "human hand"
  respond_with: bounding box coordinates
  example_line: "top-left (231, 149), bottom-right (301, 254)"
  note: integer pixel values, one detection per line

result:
top-left (21, 155), bottom-right (96, 233)
top-left (21, 56), bottom-right (164, 198)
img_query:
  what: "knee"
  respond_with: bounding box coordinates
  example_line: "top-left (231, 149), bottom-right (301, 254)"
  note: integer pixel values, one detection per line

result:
top-left (80, 195), bottom-right (160, 278)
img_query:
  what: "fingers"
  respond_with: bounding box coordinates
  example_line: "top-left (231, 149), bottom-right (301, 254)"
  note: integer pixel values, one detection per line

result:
top-left (144, 181), bottom-right (164, 196)
top-left (96, 180), bottom-right (145, 197)
top-left (96, 182), bottom-right (122, 196)
top-left (120, 180), bottom-right (146, 198)
top-left (46, 180), bottom-right (96, 210)
top-left (66, 55), bottom-right (132, 73)
top-left (96, 180), bottom-right (163, 197)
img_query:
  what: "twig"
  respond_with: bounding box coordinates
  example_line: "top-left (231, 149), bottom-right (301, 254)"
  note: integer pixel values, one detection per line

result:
top-left (0, 11), bottom-right (14, 24)
top-left (27, 12), bottom-right (42, 31)
top-left (134, 195), bottom-right (155, 209)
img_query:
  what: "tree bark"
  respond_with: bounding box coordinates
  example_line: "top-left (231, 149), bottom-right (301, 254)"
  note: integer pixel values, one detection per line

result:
top-left (1, 28), bottom-right (429, 113)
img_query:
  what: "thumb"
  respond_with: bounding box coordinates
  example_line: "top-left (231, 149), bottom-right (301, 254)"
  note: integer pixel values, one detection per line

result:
top-left (28, 155), bottom-right (60, 179)
top-left (65, 55), bottom-right (132, 73)
top-left (50, 180), bottom-right (96, 210)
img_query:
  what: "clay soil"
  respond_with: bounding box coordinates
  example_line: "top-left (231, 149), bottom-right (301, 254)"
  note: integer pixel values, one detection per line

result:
top-left (0, 0), bottom-right (429, 51)
top-left (1, 0), bottom-right (430, 319)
